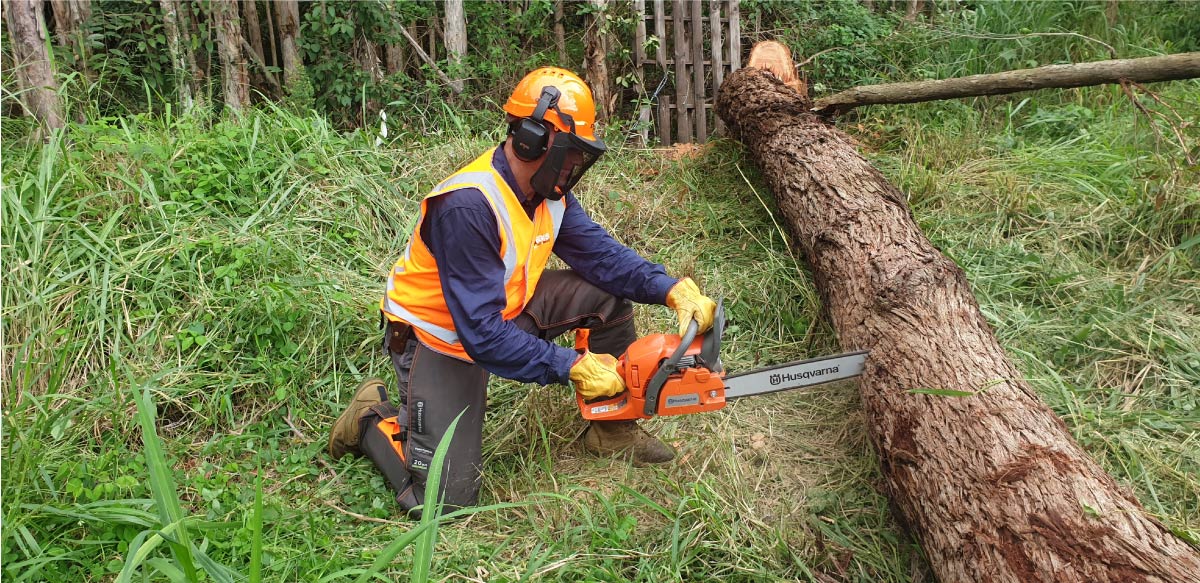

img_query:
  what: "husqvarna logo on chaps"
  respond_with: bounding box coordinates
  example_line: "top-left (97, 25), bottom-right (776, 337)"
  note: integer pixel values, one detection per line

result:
top-left (770, 366), bottom-right (839, 386)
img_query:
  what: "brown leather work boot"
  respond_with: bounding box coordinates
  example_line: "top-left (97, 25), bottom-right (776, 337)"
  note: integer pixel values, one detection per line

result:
top-left (583, 420), bottom-right (675, 466)
top-left (328, 377), bottom-right (389, 459)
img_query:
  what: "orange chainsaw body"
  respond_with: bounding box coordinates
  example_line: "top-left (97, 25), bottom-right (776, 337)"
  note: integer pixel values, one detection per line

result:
top-left (577, 331), bottom-right (727, 421)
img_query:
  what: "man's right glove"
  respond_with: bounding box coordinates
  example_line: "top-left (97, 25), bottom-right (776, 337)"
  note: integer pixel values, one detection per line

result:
top-left (569, 351), bottom-right (625, 400)
top-left (666, 277), bottom-right (717, 337)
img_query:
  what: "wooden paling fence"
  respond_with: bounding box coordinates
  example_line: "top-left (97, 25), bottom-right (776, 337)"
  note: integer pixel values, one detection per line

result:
top-left (634, 0), bottom-right (742, 145)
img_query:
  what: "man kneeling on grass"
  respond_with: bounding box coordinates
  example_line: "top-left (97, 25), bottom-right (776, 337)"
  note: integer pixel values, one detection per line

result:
top-left (327, 67), bottom-right (717, 518)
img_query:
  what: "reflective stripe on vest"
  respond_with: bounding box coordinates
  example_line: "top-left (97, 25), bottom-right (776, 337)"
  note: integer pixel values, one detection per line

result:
top-left (382, 149), bottom-right (566, 359)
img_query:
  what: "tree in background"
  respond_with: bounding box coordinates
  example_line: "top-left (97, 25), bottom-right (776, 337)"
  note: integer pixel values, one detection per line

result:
top-left (241, 0), bottom-right (272, 97)
top-left (444, 0), bottom-right (465, 93)
top-left (278, 0), bottom-right (303, 95)
top-left (5, 0), bottom-right (65, 130)
top-left (584, 0), bottom-right (612, 123)
top-left (160, 0), bottom-right (203, 113)
top-left (212, 0), bottom-right (248, 113)
top-left (49, 0), bottom-right (91, 76)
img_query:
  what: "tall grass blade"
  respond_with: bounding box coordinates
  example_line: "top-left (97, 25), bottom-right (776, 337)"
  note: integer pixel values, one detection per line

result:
top-left (411, 408), bottom-right (465, 583)
top-left (134, 385), bottom-right (200, 582)
top-left (250, 464), bottom-right (264, 583)
top-left (117, 518), bottom-right (190, 583)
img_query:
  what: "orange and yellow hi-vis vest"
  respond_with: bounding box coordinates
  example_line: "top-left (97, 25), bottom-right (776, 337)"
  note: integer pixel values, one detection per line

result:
top-left (381, 148), bottom-right (567, 361)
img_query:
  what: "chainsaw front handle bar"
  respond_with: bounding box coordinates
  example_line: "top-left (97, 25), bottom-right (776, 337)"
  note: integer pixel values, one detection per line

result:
top-left (641, 318), bottom-right (699, 416)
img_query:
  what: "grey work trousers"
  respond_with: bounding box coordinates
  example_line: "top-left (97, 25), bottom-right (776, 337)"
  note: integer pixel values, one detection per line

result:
top-left (361, 269), bottom-right (638, 517)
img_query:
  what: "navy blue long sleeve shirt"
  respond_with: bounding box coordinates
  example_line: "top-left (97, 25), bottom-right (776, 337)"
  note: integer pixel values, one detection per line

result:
top-left (421, 146), bottom-right (677, 385)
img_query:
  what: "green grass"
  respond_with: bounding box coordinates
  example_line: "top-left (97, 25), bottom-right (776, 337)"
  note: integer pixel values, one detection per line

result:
top-left (4, 5), bottom-right (1200, 580)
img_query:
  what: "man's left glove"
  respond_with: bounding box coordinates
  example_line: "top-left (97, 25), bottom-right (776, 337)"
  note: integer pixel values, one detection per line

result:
top-left (666, 277), bottom-right (717, 337)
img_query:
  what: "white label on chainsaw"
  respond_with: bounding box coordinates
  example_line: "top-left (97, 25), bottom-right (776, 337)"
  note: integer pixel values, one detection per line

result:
top-left (723, 351), bottom-right (867, 399)
top-left (590, 397), bottom-right (628, 415)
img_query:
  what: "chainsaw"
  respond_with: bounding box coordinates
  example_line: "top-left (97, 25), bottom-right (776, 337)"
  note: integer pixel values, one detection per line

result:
top-left (577, 301), bottom-right (869, 421)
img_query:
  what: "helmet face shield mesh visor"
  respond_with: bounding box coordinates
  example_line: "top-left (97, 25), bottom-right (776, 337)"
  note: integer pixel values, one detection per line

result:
top-left (530, 130), bottom-right (607, 200)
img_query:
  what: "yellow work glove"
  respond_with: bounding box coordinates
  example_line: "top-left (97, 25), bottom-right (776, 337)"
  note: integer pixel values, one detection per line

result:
top-left (569, 351), bottom-right (625, 401)
top-left (666, 277), bottom-right (717, 337)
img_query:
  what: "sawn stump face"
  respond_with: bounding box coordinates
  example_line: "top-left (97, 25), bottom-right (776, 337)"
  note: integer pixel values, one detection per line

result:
top-left (716, 66), bottom-right (1200, 583)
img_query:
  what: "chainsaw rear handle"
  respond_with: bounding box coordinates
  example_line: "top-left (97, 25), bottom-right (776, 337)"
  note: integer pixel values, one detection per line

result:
top-left (641, 318), bottom-right (699, 416)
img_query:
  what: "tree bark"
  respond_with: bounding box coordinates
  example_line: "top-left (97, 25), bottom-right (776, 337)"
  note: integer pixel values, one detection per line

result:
top-left (813, 52), bottom-right (1200, 115)
top-left (160, 0), bottom-right (198, 113)
top-left (49, 0), bottom-right (90, 73)
top-left (277, 0), bottom-right (303, 93)
top-left (354, 36), bottom-right (383, 85)
top-left (263, 0), bottom-right (277, 69)
top-left (584, 0), bottom-right (611, 123)
top-left (905, 0), bottom-right (924, 21)
top-left (715, 60), bottom-right (1200, 583)
top-left (241, 0), bottom-right (268, 94)
top-left (5, 0), bottom-right (65, 130)
top-left (554, 0), bottom-right (567, 65)
top-left (385, 41), bottom-right (405, 77)
top-left (444, 0), bottom-right (466, 92)
top-left (213, 0), bottom-right (248, 112)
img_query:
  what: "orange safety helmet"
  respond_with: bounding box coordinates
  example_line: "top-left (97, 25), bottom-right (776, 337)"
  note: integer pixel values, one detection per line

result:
top-left (503, 67), bottom-right (599, 141)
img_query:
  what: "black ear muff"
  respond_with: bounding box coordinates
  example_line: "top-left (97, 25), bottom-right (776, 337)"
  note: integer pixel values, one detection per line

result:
top-left (511, 87), bottom-right (560, 162)
top-left (512, 118), bottom-right (549, 161)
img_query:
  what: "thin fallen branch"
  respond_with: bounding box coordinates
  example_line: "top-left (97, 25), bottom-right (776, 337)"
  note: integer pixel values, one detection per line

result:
top-left (397, 24), bottom-right (462, 95)
top-left (1120, 80), bottom-right (1197, 166)
top-left (812, 52), bottom-right (1200, 115)
top-left (240, 37), bottom-right (281, 96)
top-left (323, 500), bottom-right (410, 526)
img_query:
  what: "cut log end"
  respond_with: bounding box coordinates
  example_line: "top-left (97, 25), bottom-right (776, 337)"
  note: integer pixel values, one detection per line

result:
top-left (747, 40), bottom-right (809, 99)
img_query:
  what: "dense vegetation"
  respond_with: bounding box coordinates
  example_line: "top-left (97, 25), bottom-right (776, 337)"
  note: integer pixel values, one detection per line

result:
top-left (3, 1), bottom-right (1197, 581)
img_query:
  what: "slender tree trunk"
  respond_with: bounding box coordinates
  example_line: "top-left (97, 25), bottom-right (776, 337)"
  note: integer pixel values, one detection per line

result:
top-left (428, 15), bottom-right (439, 62)
top-left (213, 0), bottom-right (248, 111)
top-left (355, 36), bottom-right (383, 84)
top-left (444, 0), bottom-right (466, 92)
top-left (906, 0), bottom-right (924, 21)
top-left (241, 0), bottom-right (268, 94)
top-left (716, 55), bottom-right (1200, 583)
top-left (385, 41), bottom-right (405, 76)
top-left (178, 0), bottom-right (207, 109)
top-left (263, 0), bottom-right (277, 69)
top-left (160, 0), bottom-right (196, 113)
top-left (49, 0), bottom-right (90, 73)
top-left (584, 0), bottom-right (611, 122)
top-left (554, 0), bottom-right (566, 64)
top-left (278, 0), bottom-right (303, 92)
top-left (385, 6), bottom-right (406, 78)
top-left (5, 0), bottom-right (65, 130)
top-left (242, 0), bottom-right (264, 62)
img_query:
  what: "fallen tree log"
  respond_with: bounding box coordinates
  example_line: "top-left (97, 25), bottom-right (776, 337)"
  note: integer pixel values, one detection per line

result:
top-left (812, 52), bottom-right (1200, 115)
top-left (715, 52), bottom-right (1200, 582)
